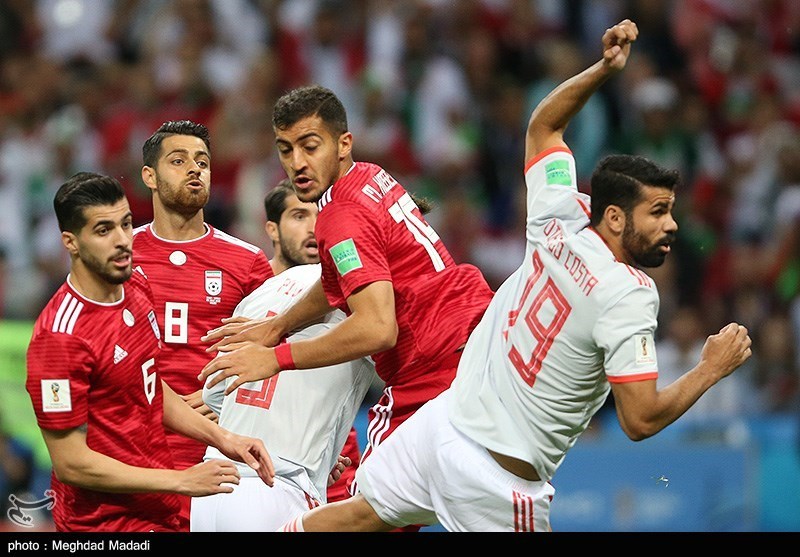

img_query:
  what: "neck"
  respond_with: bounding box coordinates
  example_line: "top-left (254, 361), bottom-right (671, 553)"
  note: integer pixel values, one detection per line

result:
top-left (151, 204), bottom-right (207, 241)
top-left (68, 265), bottom-right (124, 303)
top-left (592, 223), bottom-right (630, 265)
top-left (268, 255), bottom-right (288, 275)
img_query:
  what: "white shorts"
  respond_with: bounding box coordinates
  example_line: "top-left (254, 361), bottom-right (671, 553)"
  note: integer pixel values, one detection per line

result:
top-left (190, 476), bottom-right (319, 532)
top-left (355, 390), bottom-right (555, 532)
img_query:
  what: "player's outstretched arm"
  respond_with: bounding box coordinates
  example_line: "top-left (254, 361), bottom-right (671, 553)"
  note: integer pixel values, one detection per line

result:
top-left (610, 323), bottom-right (752, 440)
top-left (180, 388), bottom-right (218, 422)
top-left (162, 381), bottom-right (275, 486)
top-left (198, 280), bottom-right (396, 395)
top-left (202, 279), bottom-right (333, 352)
top-left (526, 19), bottom-right (638, 161)
top-left (41, 427), bottom-right (243, 496)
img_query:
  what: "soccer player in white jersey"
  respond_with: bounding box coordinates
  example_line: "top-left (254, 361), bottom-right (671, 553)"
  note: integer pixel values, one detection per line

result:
top-left (190, 182), bottom-right (376, 531)
top-left (279, 19), bottom-right (753, 532)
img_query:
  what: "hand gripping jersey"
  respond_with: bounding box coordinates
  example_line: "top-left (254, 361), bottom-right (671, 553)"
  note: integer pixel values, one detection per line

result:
top-left (132, 223), bottom-right (273, 470)
top-left (202, 264), bottom-right (376, 502)
top-left (314, 162), bottom-right (494, 386)
top-left (25, 271), bottom-right (181, 532)
top-left (449, 147), bottom-right (660, 482)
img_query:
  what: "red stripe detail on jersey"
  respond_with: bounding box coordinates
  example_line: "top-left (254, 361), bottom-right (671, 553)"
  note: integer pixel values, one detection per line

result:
top-left (607, 371), bottom-right (658, 383)
top-left (524, 146), bottom-right (573, 174)
top-left (623, 265), bottom-right (649, 287)
top-left (575, 195), bottom-right (591, 218)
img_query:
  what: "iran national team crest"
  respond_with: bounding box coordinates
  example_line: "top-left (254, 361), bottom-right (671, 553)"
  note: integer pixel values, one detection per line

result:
top-left (205, 270), bottom-right (222, 305)
top-left (205, 270), bottom-right (222, 295)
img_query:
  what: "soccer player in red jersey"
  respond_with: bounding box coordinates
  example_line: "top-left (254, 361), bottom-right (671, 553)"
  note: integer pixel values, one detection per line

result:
top-left (26, 172), bottom-right (274, 532)
top-left (132, 120), bottom-right (274, 526)
top-left (200, 86), bottom-right (495, 530)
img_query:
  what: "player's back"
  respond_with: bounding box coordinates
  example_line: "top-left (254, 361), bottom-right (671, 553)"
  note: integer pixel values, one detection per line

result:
top-left (202, 264), bottom-right (376, 501)
top-left (315, 162), bottom-right (493, 384)
top-left (25, 272), bottom-right (181, 531)
top-left (450, 148), bottom-right (660, 482)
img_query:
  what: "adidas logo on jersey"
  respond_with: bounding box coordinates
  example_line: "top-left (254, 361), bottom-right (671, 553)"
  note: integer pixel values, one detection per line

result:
top-left (114, 345), bottom-right (128, 364)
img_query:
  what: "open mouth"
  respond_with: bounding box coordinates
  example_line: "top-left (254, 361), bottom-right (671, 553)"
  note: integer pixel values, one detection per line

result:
top-left (112, 253), bottom-right (132, 267)
top-left (294, 176), bottom-right (312, 190)
top-left (304, 240), bottom-right (319, 256)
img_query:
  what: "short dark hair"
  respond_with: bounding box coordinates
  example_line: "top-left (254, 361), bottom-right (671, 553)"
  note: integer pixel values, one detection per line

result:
top-left (54, 172), bottom-right (127, 233)
top-left (272, 85), bottom-right (348, 137)
top-left (264, 179), bottom-right (296, 224)
top-left (589, 154), bottom-right (680, 227)
top-left (142, 120), bottom-right (211, 167)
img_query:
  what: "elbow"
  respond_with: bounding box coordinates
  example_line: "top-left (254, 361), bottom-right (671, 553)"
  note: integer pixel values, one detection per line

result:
top-left (619, 420), bottom-right (658, 442)
top-left (50, 461), bottom-right (83, 487)
top-left (371, 321), bottom-right (398, 353)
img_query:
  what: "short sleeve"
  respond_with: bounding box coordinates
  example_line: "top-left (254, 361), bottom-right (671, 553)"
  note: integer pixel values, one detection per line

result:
top-left (316, 201), bottom-right (391, 302)
top-left (26, 332), bottom-right (93, 430)
top-left (594, 286), bottom-right (660, 383)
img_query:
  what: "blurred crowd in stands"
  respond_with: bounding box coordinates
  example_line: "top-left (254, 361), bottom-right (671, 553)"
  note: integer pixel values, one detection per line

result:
top-left (0, 0), bottom-right (799, 428)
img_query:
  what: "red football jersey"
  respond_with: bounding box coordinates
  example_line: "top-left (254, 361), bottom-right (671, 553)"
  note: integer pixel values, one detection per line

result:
top-left (26, 271), bottom-right (182, 532)
top-left (132, 223), bottom-right (273, 470)
top-left (316, 162), bottom-right (494, 385)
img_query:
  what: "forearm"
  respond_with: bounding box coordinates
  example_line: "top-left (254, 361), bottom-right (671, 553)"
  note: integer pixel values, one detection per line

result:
top-left (613, 362), bottom-right (718, 440)
top-left (528, 60), bottom-right (614, 141)
top-left (285, 310), bottom-right (392, 370)
top-left (43, 430), bottom-right (183, 494)
top-left (275, 280), bottom-right (333, 336)
top-left (162, 381), bottom-right (226, 449)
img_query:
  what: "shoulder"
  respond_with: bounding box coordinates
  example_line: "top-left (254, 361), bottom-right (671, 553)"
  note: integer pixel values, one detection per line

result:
top-left (132, 223), bottom-right (151, 240)
top-left (30, 288), bottom-right (93, 351)
top-left (280, 263), bottom-right (321, 281)
top-left (322, 162), bottom-right (402, 214)
top-left (208, 226), bottom-right (264, 255)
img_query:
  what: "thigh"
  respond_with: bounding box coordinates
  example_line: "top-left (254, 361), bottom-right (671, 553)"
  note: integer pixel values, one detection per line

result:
top-left (355, 396), bottom-right (444, 528)
top-left (430, 427), bottom-right (555, 532)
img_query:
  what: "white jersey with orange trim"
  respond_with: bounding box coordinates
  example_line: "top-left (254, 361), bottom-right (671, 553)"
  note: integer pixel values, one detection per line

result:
top-left (449, 147), bottom-right (660, 483)
top-left (202, 264), bottom-right (375, 501)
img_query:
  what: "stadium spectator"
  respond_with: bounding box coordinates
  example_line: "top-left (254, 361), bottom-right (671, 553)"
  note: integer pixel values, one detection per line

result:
top-left (191, 180), bottom-right (373, 531)
top-left (278, 18), bottom-right (752, 533)
top-left (25, 172), bottom-right (274, 532)
top-left (131, 120), bottom-right (274, 529)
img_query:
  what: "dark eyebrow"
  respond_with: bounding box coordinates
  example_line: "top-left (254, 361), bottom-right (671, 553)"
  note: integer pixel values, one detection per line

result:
top-left (166, 148), bottom-right (209, 158)
top-left (93, 212), bottom-right (133, 229)
top-left (276, 133), bottom-right (322, 145)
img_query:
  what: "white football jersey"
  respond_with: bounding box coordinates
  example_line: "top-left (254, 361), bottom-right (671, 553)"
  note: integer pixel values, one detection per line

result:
top-left (203, 264), bottom-right (376, 501)
top-left (449, 148), bottom-right (660, 482)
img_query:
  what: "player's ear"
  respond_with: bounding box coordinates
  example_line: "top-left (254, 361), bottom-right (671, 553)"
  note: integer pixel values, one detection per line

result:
top-left (141, 166), bottom-right (157, 192)
top-left (603, 205), bottom-right (626, 235)
top-left (266, 220), bottom-right (279, 244)
top-left (337, 131), bottom-right (353, 161)
top-left (61, 231), bottom-right (79, 256)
